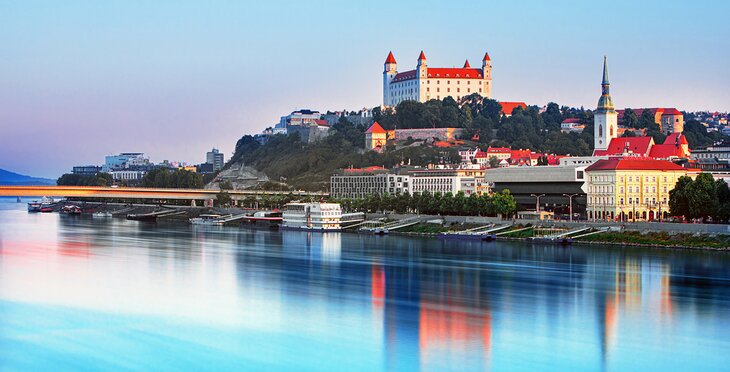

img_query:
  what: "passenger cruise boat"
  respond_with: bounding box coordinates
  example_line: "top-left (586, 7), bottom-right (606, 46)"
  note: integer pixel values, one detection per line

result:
top-left (281, 202), bottom-right (364, 231)
top-left (189, 214), bottom-right (225, 226)
top-left (27, 201), bottom-right (42, 212)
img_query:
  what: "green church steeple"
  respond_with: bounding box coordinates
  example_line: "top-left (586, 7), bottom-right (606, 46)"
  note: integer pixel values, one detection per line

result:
top-left (597, 55), bottom-right (615, 113)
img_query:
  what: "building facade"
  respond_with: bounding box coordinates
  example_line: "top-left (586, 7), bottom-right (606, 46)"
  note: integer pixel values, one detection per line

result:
top-left (206, 148), bottom-right (225, 171)
top-left (330, 166), bottom-right (410, 199)
top-left (72, 165), bottom-right (101, 175)
top-left (383, 51), bottom-right (492, 107)
top-left (585, 158), bottom-right (694, 221)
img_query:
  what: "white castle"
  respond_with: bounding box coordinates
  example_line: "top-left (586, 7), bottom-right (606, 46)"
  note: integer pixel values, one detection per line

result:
top-left (383, 51), bottom-right (493, 107)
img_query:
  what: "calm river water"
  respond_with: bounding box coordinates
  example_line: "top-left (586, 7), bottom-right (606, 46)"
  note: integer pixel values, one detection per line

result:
top-left (1, 199), bottom-right (729, 371)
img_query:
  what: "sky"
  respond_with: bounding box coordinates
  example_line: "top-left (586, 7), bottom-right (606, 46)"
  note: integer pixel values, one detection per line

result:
top-left (1, 0), bottom-right (729, 178)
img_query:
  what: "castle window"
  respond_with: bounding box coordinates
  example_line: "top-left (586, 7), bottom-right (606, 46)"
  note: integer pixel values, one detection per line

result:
top-left (437, 88), bottom-right (440, 92)
top-left (468, 89), bottom-right (471, 93)
top-left (437, 80), bottom-right (440, 84)
top-left (447, 81), bottom-right (450, 84)
top-left (447, 88), bottom-right (450, 92)
top-left (457, 88), bottom-right (460, 92)
top-left (479, 88), bottom-right (482, 93)
top-left (457, 80), bottom-right (460, 84)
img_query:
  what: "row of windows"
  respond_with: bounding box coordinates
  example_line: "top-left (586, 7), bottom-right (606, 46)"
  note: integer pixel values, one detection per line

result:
top-left (591, 175), bottom-right (673, 183)
top-left (589, 197), bottom-right (667, 205)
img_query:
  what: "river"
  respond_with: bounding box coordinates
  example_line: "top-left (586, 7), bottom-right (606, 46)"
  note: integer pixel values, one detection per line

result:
top-left (1, 199), bottom-right (729, 371)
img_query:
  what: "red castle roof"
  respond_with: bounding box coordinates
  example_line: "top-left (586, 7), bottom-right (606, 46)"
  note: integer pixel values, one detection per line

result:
top-left (562, 118), bottom-right (582, 124)
top-left (385, 51), bottom-right (396, 64)
top-left (487, 147), bottom-right (511, 153)
top-left (426, 68), bottom-right (483, 79)
top-left (418, 51), bottom-right (426, 60)
top-left (365, 122), bottom-right (386, 134)
top-left (483, 52), bottom-right (491, 61)
top-left (463, 59), bottom-right (471, 68)
top-left (499, 102), bottom-right (527, 116)
top-left (586, 158), bottom-right (686, 172)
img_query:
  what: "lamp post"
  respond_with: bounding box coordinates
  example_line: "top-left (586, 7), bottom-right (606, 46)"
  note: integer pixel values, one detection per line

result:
top-left (563, 193), bottom-right (579, 222)
top-left (530, 193), bottom-right (545, 216)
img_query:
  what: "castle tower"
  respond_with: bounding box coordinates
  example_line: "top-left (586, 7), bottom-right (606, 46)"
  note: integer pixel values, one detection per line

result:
top-left (417, 50), bottom-right (427, 78)
top-left (594, 56), bottom-right (617, 152)
top-left (482, 52), bottom-right (492, 98)
top-left (383, 51), bottom-right (397, 107)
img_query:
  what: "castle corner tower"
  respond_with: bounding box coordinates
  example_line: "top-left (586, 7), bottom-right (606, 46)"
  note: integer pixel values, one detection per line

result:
top-left (383, 52), bottom-right (398, 107)
top-left (594, 56), bottom-right (617, 153)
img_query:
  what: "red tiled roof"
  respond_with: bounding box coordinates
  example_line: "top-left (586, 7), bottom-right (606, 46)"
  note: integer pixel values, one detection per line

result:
top-left (500, 102), bottom-right (527, 115)
top-left (385, 51), bottom-right (396, 64)
top-left (649, 144), bottom-right (685, 159)
top-left (418, 51), bottom-right (426, 60)
top-left (562, 118), bottom-right (582, 124)
top-left (426, 68), bottom-right (483, 79)
top-left (586, 158), bottom-right (686, 172)
top-left (343, 166), bottom-right (387, 173)
top-left (392, 69), bottom-right (417, 82)
top-left (474, 150), bottom-right (487, 158)
top-left (662, 108), bottom-right (682, 116)
top-left (365, 122), bottom-right (386, 134)
top-left (463, 59), bottom-right (471, 68)
top-left (314, 119), bottom-right (329, 127)
top-left (483, 52), bottom-right (491, 61)
top-left (487, 147), bottom-right (511, 153)
top-left (664, 132), bottom-right (682, 144)
top-left (593, 137), bottom-right (654, 156)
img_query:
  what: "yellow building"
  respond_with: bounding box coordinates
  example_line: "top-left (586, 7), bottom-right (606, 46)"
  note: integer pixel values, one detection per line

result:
top-left (365, 122), bottom-right (387, 152)
top-left (585, 158), bottom-right (697, 221)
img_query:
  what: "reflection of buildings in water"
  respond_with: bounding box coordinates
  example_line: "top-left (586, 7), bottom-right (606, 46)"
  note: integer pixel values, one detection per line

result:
top-left (380, 260), bottom-right (493, 370)
top-left (316, 233), bottom-right (341, 263)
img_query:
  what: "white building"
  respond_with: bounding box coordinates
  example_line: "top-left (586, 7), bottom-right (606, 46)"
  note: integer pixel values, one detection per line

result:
top-left (383, 51), bottom-right (493, 107)
top-left (281, 202), bottom-right (364, 231)
top-left (593, 56), bottom-right (618, 154)
top-left (103, 152), bottom-right (148, 172)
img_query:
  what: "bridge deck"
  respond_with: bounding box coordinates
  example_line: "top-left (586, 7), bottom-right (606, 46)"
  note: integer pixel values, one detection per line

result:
top-left (0, 186), bottom-right (327, 201)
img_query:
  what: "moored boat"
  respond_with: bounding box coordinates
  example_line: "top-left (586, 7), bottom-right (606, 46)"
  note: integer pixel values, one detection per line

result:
top-left (189, 214), bottom-right (225, 225)
top-left (61, 205), bottom-right (82, 215)
top-left (27, 201), bottom-right (42, 212)
top-left (92, 211), bottom-right (113, 218)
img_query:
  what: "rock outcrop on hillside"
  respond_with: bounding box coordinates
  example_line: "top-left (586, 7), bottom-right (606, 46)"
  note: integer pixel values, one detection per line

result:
top-left (204, 162), bottom-right (269, 190)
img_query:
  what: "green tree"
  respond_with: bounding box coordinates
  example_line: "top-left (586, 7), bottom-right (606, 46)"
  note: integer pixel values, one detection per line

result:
top-left (491, 190), bottom-right (517, 218)
top-left (623, 108), bottom-right (639, 128)
top-left (715, 180), bottom-right (730, 223)
top-left (669, 176), bottom-right (693, 219)
top-left (216, 190), bottom-right (233, 207)
top-left (488, 156), bottom-right (500, 168)
top-left (686, 173), bottom-right (718, 222)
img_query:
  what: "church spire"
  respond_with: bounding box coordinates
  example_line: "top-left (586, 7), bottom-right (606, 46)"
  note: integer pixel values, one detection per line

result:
top-left (597, 55), bottom-right (614, 112)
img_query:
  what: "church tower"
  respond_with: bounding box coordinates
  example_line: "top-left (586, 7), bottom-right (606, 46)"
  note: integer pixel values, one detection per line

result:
top-left (594, 56), bottom-right (617, 152)
top-left (383, 51), bottom-right (397, 107)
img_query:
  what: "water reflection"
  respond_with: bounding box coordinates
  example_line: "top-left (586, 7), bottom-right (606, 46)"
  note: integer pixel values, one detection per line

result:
top-left (1, 201), bottom-right (730, 371)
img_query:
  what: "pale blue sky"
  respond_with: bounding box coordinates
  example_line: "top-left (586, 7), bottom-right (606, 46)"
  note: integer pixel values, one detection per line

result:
top-left (1, 0), bottom-right (728, 177)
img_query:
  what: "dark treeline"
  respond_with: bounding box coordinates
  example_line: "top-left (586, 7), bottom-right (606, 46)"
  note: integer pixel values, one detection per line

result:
top-left (141, 169), bottom-right (204, 189)
top-left (669, 173), bottom-right (730, 223)
top-left (57, 173), bottom-right (113, 186)
top-left (332, 190), bottom-right (517, 217)
top-left (373, 95), bottom-right (595, 155)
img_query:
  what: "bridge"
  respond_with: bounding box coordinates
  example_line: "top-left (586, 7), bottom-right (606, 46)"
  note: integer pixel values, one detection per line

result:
top-left (0, 185), bottom-right (328, 202)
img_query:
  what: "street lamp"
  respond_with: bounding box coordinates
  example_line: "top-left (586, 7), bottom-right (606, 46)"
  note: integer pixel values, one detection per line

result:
top-left (563, 193), bottom-right (579, 222)
top-left (530, 193), bottom-right (546, 216)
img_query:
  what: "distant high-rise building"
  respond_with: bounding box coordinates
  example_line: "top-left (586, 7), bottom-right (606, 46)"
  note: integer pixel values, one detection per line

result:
top-left (206, 148), bottom-right (224, 171)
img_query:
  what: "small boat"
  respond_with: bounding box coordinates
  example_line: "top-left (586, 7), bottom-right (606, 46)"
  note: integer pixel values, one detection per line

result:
top-left (27, 201), bottom-right (42, 212)
top-left (373, 227), bottom-right (389, 235)
top-left (40, 204), bottom-right (54, 213)
top-left (126, 213), bottom-right (158, 221)
top-left (189, 214), bottom-right (225, 225)
top-left (92, 211), bottom-right (113, 218)
top-left (61, 205), bottom-right (82, 215)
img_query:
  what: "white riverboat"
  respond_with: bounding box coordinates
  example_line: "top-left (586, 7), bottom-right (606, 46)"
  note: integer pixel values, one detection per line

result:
top-left (189, 214), bottom-right (225, 226)
top-left (281, 202), bottom-right (364, 231)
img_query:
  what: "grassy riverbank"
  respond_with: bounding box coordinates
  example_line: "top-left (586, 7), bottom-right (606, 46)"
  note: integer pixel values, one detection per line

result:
top-left (575, 231), bottom-right (730, 249)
